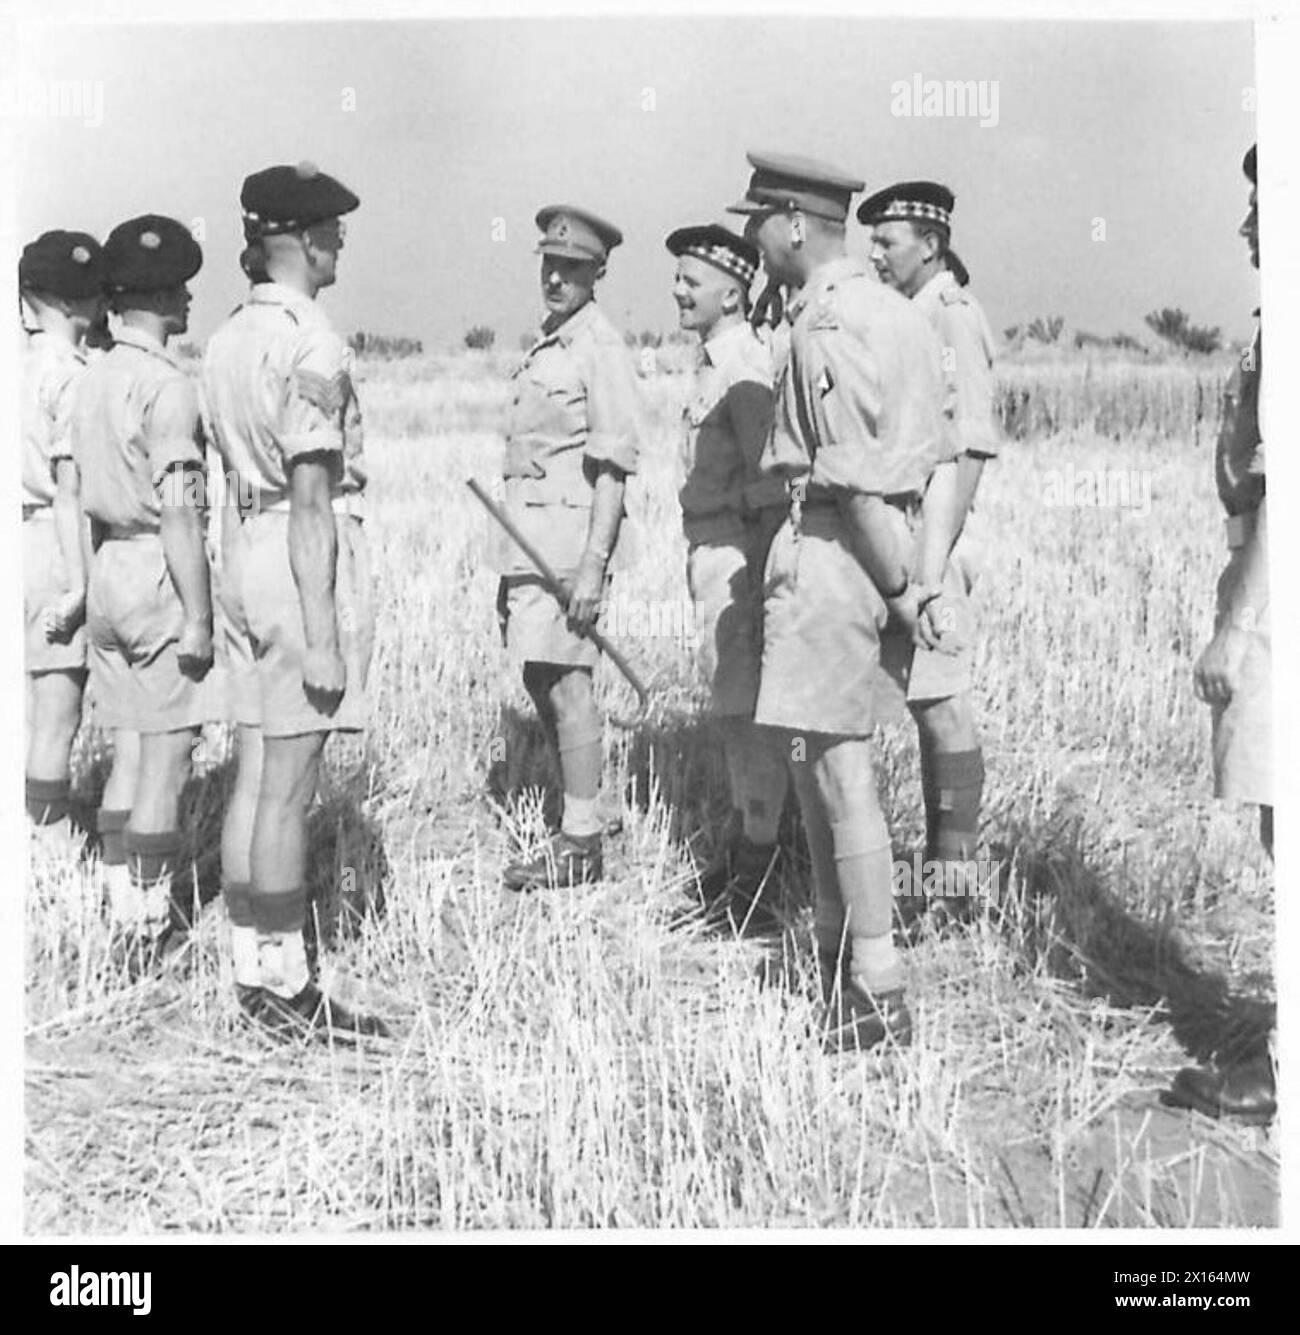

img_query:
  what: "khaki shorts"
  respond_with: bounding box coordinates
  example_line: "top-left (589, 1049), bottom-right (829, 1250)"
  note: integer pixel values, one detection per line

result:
top-left (755, 504), bottom-right (974, 737)
top-left (497, 571), bottom-right (606, 670)
top-left (222, 510), bottom-right (374, 736)
top-left (24, 512), bottom-right (86, 674)
top-left (87, 533), bottom-right (215, 733)
top-left (686, 537), bottom-right (763, 717)
top-left (1211, 550), bottom-right (1271, 806)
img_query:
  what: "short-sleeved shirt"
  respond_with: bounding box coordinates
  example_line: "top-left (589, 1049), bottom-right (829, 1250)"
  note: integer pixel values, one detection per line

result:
top-left (761, 256), bottom-right (954, 498)
top-left (23, 331), bottom-right (88, 511)
top-left (679, 321), bottom-right (784, 534)
top-left (202, 282), bottom-right (366, 512)
top-left (72, 325), bottom-right (205, 534)
top-left (1216, 324), bottom-right (1263, 516)
top-left (498, 298), bottom-right (644, 574)
top-left (912, 269), bottom-right (1001, 459)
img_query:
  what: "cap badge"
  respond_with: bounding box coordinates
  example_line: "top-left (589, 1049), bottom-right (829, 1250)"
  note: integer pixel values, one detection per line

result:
top-left (139, 231), bottom-right (162, 250)
top-left (71, 245), bottom-right (91, 264)
top-left (295, 160), bottom-right (319, 179)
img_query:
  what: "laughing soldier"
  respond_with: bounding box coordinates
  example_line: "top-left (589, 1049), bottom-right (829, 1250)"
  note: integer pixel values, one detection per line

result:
top-left (20, 232), bottom-right (107, 846)
top-left (202, 163), bottom-right (386, 1040)
top-left (728, 152), bottom-right (961, 1051)
top-left (859, 182), bottom-right (999, 924)
top-left (73, 216), bottom-right (213, 967)
top-left (666, 222), bottom-right (791, 933)
top-left (1166, 144), bottom-right (1273, 1125)
top-left (497, 206), bottom-right (644, 892)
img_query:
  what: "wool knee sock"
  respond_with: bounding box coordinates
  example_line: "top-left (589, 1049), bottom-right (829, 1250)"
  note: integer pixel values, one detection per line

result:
top-left (124, 829), bottom-right (184, 937)
top-left (250, 887), bottom-right (311, 999)
top-left (98, 808), bottom-right (138, 926)
top-left (923, 748), bottom-right (985, 863)
top-left (26, 776), bottom-right (70, 826)
top-left (557, 718), bottom-right (603, 837)
top-left (223, 881), bottom-right (260, 987)
top-left (831, 814), bottom-right (902, 994)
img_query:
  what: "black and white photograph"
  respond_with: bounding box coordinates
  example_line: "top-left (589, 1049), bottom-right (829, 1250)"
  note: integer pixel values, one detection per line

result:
top-left (6, 0), bottom-right (1295, 1247)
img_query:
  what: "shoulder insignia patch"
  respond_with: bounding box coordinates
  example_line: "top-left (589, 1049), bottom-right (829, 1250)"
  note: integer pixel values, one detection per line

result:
top-left (294, 367), bottom-right (353, 416)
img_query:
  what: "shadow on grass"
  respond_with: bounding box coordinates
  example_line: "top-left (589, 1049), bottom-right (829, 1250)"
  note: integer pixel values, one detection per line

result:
top-left (1003, 811), bottom-right (1274, 1066)
top-left (73, 734), bottom-right (390, 951)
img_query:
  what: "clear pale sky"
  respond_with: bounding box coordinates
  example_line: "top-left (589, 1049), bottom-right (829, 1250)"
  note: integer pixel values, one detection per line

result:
top-left (11, 17), bottom-right (1257, 348)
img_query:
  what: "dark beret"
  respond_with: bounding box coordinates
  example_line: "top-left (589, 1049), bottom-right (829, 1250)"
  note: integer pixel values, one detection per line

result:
top-left (19, 230), bottom-right (107, 299)
top-left (103, 215), bottom-right (203, 293)
top-left (241, 161), bottom-right (360, 235)
top-left (857, 181), bottom-right (955, 231)
top-left (535, 205), bottom-right (623, 261)
top-left (1243, 144), bottom-right (1256, 185)
top-left (728, 150), bottom-right (864, 223)
top-left (665, 223), bottom-right (760, 288)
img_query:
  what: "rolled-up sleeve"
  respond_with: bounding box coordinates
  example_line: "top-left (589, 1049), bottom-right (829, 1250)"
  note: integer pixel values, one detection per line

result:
top-left (145, 376), bottom-right (205, 484)
top-left (282, 324), bottom-right (355, 463)
top-left (46, 363), bottom-right (83, 465)
top-left (582, 339), bottom-right (642, 475)
top-left (939, 305), bottom-right (1000, 459)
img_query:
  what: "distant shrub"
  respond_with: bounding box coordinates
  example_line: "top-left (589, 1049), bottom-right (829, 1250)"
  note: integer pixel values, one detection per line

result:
top-left (349, 330), bottom-right (424, 359)
top-left (1026, 315), bottom-right (1065, 345)
top-left (464, 325), bottom-right (496, 351)
top-left (1143, 307), bottom-right (1222, 355)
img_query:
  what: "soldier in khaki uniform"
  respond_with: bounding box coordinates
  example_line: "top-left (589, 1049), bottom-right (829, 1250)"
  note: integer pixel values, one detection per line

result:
top-left (728, 152), bottom-right (961, 1051)
top-left (1166, 144), bottom-right (1273, 1124)
top-left (665, 222), bottom-right (790, 932)
top-left (20, 232), bottom-right (108, 841)
top-left (72, 215), bottom-right (213, 962)
top-left (497, 206), bottom-right (644, 892)
top-left (861, 182), bottom-right (999, 923)
top-left (203, 162), bottom-right (385, 1041)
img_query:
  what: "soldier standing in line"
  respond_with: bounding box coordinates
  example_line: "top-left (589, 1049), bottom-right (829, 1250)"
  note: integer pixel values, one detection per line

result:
top-left (72, 215), bottom-right (213, 966)
top-left (496, 206), bottom-right (645, 893)
top-left (1166, 144), bottom-right (1273, 1124)
top-left (860, 182), bottom-right (999, 923)
top-left (728, 152), bottom-right (961, 1051)
top-left (665, 222), bottom-right (790, 933)
top-left (203, 162), bottom-right (387, 1040)
top-left (21, 231), bottom-right (108, 845)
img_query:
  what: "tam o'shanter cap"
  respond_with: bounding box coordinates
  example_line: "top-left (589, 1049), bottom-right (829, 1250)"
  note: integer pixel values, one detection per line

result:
top-left (857, 181), bottom-right (955, 231)
top-left (665, 223), bottom-right (759, 288)
top-left (241, 161), bottom-right (360, 236)
top-left (1243, 144), bottom-right (1256, 184)
top-left (727, 151), bottom-right (865, 223)
top-left (535, 206), bottom-right (623, 262)
top-left (19, 230), bottom-right (108, 299)
top-left (103, 215), bottom-right (203, 292)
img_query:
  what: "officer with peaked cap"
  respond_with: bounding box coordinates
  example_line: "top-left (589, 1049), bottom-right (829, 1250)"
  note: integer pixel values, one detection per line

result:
top-left (20, 231), bottom-right (109, 845)
top-left (202, 161), bottom-right (386, 1041)
top-left (1166, 144), bottom-right (1274, 1125)
top-left (72, 214), bottom-right (213, 968)
top-left (495, 205), bottom-right (645, 892)
top-left (859, 180), bottom-right (1000, 929)
top-left (665, 221), bottom-right (790, 933)
top-left (728, 151), bottom-right (962, 1051)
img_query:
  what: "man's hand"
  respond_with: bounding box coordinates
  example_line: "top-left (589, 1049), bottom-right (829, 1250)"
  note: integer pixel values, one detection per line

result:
top-left (176, 618), bottom-right (214, 681)
top-left (567, 553), bottom-right (606, 634)
top-left (42, 591), bottom-right (86, 644)
top-left (302, 644), bottom-right (346, 713)
top-left (1194, 625), bottom-right (1249, 707)
top-left (917, 588), bottom-right (963, 653)
top-left (885, 584), bottom-right (922, 644)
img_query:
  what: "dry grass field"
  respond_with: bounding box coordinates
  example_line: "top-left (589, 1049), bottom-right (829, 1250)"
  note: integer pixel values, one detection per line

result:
top-left (25, 345), bottom-right (1277, 1232)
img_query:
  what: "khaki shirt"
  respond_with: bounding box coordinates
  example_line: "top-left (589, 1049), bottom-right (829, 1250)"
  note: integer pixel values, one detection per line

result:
top-left (1216, 325), bottom-right (1263, 518)
top-left (23, 331), bottom-right (87, 511)
top-left (912, 269), bottom-right (1001, 459)
top-left (202, 282), bottom-right (366, 513)
top-left (762, 256), bottom-right (954, 498)
top-left (679, 321), bottom-right (785, 539)
top-left (72, 325), bottom-right (204, 535)
top-left (499, 299), bottom-right (643, 574)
